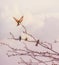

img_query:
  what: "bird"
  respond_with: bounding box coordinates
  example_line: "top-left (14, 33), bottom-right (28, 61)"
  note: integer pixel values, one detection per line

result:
top-left (24, 37), bottom-right (28, 41)
top-left (35, 40), bottom-right (39, 46)
top-left (13, 16), bottom-right (24, 26)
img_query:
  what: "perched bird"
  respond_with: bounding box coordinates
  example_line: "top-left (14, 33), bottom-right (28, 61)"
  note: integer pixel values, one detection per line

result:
top-left (13, 16), bottom-right (24, 26)
top-left (35, 40), bottom-right (39, 46)
top-left (24, 37), bottom-right (28, 41)
top-left (19, 36), bottom-right (22, 41)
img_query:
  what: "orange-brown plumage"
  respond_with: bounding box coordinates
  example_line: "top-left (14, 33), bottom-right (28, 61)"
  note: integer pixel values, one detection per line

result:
top-left (13, 16), bottom-right (24, 26)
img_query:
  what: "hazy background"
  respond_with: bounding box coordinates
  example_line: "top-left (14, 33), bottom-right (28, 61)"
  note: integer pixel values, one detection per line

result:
top-left (0, 0), bottom-right (59, 65)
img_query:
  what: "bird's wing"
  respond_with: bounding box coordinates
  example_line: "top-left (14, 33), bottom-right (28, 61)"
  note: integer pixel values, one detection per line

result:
top-left (19, 16), bottom-right (24, 22)
top-left (13, 17), bottom-right (18, 22)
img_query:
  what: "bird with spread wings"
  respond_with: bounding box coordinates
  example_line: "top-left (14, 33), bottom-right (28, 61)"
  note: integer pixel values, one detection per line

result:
top-left (13, 16), bottom-right (24, 26)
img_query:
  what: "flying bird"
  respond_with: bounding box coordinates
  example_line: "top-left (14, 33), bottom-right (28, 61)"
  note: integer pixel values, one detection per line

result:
top-left (13, 16), bottom-right (24, 26)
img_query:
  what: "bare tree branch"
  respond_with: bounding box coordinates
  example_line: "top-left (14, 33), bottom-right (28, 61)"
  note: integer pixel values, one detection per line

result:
top-left (0, 24), bottom-right (59, 65)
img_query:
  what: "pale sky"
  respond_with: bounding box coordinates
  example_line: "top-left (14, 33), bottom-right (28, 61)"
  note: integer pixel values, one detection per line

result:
top-left (0, 0), bottom-right (59, 65)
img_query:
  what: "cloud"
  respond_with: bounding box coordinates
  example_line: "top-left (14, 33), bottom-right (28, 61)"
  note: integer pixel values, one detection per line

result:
top-left (37, 17), bottom-right (59, 41)
top-left (0, 0), bottom-right (59, 40)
